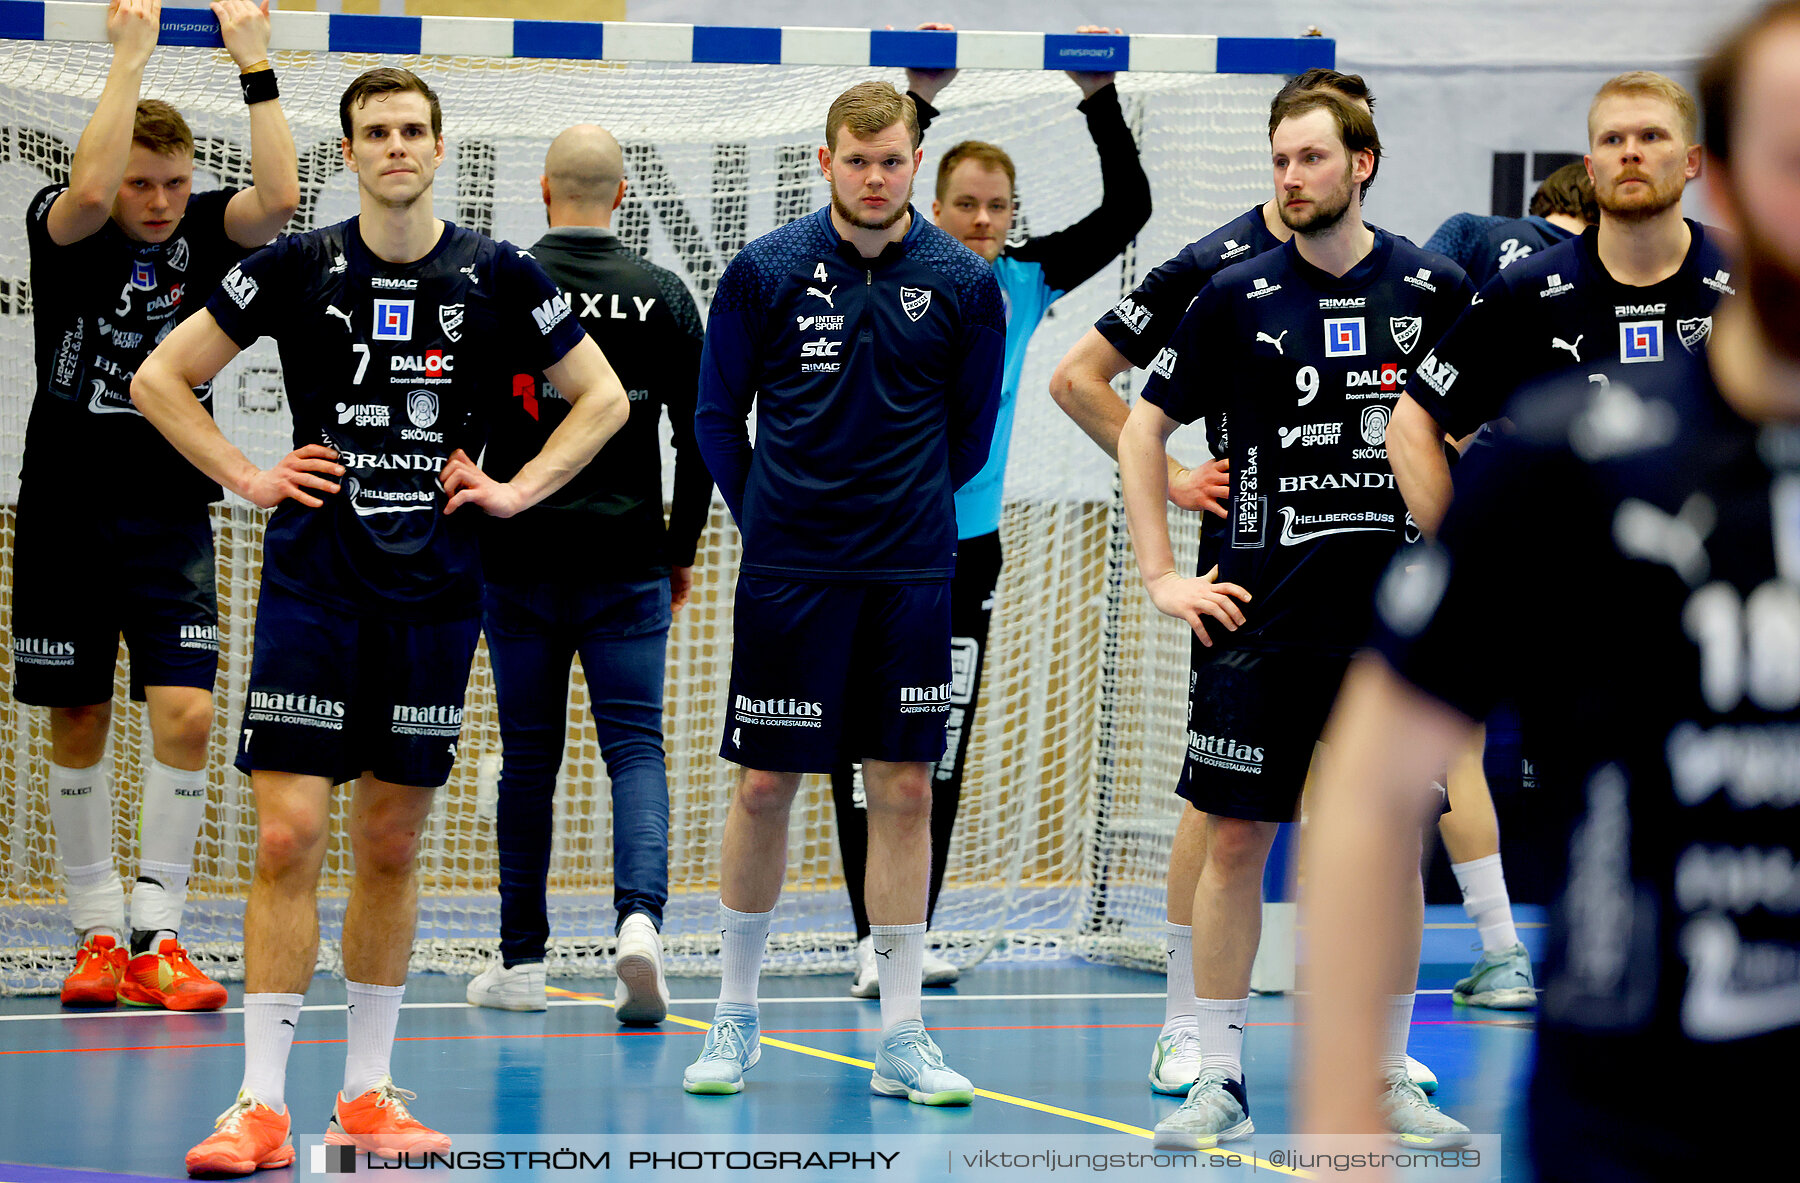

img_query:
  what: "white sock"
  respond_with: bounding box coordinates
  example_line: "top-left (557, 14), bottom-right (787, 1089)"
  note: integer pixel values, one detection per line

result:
top-left (1382, 992), bottom-right (1416, 1079)
top-left (132, 759), bottom-right (209, 934)
top-left (241, 993), bottom-right (303, 1112)
top-left (343, 979), bottom-right (406, 1098)
top-left (718, 902), bottom-right (771, 1007)
top-left (1164, 922), bottom-right (1196, 1028)
top-left (871, 922), bottom-right (925, 1029)
top-left (1196, 996), bottom-right (1249, 1082)
top-left (48, 761), bottom-right (124, 936)
top-left (1451, 854), bottom-right (1519, 953)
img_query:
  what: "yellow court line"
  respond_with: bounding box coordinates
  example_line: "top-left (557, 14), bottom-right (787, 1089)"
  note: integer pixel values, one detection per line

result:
top-left (545, 986), bottom-right (1313, 1177)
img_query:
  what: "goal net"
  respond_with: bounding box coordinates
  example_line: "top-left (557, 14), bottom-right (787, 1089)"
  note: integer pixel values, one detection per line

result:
top-left (0, 25), bottom-right (1284, 993)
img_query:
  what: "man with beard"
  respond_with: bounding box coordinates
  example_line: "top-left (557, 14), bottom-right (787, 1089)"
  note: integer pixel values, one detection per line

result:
top-left (1388, 70), bottom-right (1729, 537)
top-left (131, 68), bottom-right (628, 1173)
top-left (1120, 88), bottom-right (1473, 1150)
top-left (689, 81), bottom-right (1002, 1103)
top-left (1301, 7), bottom-right (1800, 1178)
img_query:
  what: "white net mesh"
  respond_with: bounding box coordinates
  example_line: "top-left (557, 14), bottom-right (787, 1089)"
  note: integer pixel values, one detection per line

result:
top-left (0, 38), bottom-right (1273, 993)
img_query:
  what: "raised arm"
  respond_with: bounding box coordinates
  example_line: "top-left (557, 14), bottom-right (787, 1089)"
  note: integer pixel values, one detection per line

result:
top-left (47, 0), bottom-right (161, 246)
top-left (215, 2), bottom-right (300, 246)
top-left (442, 335), bottom-right (629, 518)
top-left (131, 309), bottom-right (342, 507)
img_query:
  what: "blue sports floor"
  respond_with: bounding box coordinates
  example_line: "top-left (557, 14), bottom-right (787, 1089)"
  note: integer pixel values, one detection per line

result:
top-left (0, 910), bottom-right (1537, 1183)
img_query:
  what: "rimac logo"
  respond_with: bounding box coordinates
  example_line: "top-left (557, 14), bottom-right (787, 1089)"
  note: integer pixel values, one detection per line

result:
top-left (1148, 347), bottom-right (1177, 379)
top-left (374, 299), bottom-right (413, 340)
top-left (1615, 303), bottom-right (1668, 317)
top-left (1417, 353), bottom-right (1458, 395)
top-left (1389, 316), bottom-right (1422, 355)
top-left (1678, 317), bottom-right (1712, 354)
top-left (1112, 297), bottom-right (1153, 334)
top-left (1324, 317), bottom-right (1366, 357)
top-left (1246, 276), bottom-right (1282, 299)
top-left (222, 266), bottom-right (257, 309)
top-left (336, 402), bottom-right (390, 427)
top-left (406, 390), bottom-right (439, 428)
top-left (1620, 320), bottom-right (1664, 364)
top-left (439, 304), bottom-right (464, 343)
top-left (1319, 298), bottom-right (1366, 310)
top-left (1278, 421), bottom-right (1342, 448)
top-left (900, 286), bottom-right (932, 322)
top-left (1541, 272), bottom-right (1575, 298)
top-left (531, 292), bottom-right (572, 335)
top-left (371, 276), bottom-right (418, 290)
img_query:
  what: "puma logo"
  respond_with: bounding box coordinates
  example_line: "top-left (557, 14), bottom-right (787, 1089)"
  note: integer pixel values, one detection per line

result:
top-left (279, 1018), bottom-right (295, 1028)
top-left (325, 305), bottom-right (354, 332)
top-left (1256, 329), bottom-right (1289, 355)
top-left (1552, 334), bottom-right (1583, 361)
top-left (806, 285), bottom-right (837, 308)
top-left (874, 946), bottom-right (893, 959)
top-left (1227, 1023), bottom-right (1244, 1031)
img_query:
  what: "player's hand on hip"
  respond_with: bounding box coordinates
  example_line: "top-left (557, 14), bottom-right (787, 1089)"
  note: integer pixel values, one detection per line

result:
top-left (1147, 566), bottom-right (1250, 647)
top-left (212, 1), bottom-right (272, 68)
top-left (1066, 26), bottom-right (1122, 96)
top-left (108, 0), bottom-right (161, 66)
top-left (670, 566), bottom-right (694, 613)
top-left (440, 448), bottom-right (526, 518)
top-left (245, 443), bottom-right (342, 509)
top-left (898, 23), bottom-right (956, 102)
top-left (1170, 456), bottom-right (1229, 517)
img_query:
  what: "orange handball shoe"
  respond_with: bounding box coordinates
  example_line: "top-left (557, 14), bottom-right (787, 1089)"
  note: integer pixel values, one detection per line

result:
top-left (185, 1090), bottom-right (294, 1177)
top-left (325, 1079), bottom-right (452, 1160)
top-left (120, 938), bottom-right (228, 1011)
top-left (61, 933), bottom-right (127, 1008)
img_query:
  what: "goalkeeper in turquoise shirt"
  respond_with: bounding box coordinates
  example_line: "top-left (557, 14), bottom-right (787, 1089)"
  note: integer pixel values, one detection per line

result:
top-left (833, 31), bottom-right (1153, 997)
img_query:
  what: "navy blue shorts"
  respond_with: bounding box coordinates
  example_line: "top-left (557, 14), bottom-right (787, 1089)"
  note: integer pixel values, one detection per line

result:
top-left (1178, 643), bottom-right (1350, 822)
top-left (235, 580), bottom-right (480, 786)
top-left (10, 500), bottom-right (218, 706)
top-left (723, 576), bottom-right (952, 773)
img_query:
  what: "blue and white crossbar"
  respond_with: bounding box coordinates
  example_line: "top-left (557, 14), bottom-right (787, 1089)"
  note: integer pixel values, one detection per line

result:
top-left (0, 1), bottom-right (1333, 75)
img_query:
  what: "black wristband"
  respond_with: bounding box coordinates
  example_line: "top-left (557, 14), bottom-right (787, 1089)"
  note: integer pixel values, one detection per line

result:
top-left (240, 68), bottom-right (279, 105)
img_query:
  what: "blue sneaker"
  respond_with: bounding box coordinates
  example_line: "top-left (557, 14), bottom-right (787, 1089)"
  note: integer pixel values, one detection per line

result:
top-left (870, 1019), bottom-right (973, 1106)
top-left (683, 1004), bottom-right (760, 1095)
top-left (1153, 1071), bottom-right (1253, 1150)
top-left (1452, 943), bottom-right (1537, 1009)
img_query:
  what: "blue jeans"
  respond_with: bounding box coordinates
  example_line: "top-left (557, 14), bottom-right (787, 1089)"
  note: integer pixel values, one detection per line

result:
top-left (483, 576), bottom-right (671, 965)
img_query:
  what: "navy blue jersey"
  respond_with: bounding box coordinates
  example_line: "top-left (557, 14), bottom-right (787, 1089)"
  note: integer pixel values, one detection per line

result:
top-left (1469, 214), bottom-right (1578, 288)
top-left (1370, 352), bottom-right (1800, 1180)
top-left (1411, 220), bottom-right (1731, 439)
top-left (23, 184), bottom-right (249, 509)
top-left (696, 206), bottom-right (1003, 582)
top-left (207, 220), bottom-right (586, 618)
top-left (1142, 230), bottom-right (1474, 653)
top-left (1422, 211), bottom-right (1509, 277)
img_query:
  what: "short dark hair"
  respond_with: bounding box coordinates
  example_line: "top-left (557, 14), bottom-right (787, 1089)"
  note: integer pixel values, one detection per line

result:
top-left (133, 100), bottom-right (193, 157)
top-left (1268, 88), bottom-right (1383, 198)
top-left (1701, 0), bottom-right (1800, 166)
top-left (935, 141), bottom-right (1016, 202)
top-left (1274, 68), bottom-right (1376, 118)
top-left (1530, 161), bottom-right (1597, 223)
top-left (340, 67), bottom-right (442, 140)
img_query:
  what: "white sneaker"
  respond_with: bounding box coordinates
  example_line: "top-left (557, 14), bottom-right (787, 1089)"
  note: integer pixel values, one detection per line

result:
top-left (921, 943), bottom-right (960, 987)
top-left (466, 959), bottom-right (546, 1011)
top-left (850, 935), bottom-right (880, 998)
top-left (1148, 1022), bottom-right (1203, 1095)
top-left (1407, 1054), bottom-right (1438, 1095)
top-left (613, 912), bottom-right (669, 1026)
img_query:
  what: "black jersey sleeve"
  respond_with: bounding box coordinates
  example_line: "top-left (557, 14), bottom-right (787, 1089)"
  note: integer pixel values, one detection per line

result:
top-left (1007, 84), bottom-right (1152, 298)
top-left (1406, 277), bottom-right (1525, 438)
top-left (493, 244), bottom-right (589, 375)
top-left (652, 264), bottom-right (713, 568)
top-left (205, 236), bottom-right (292, 348)
top-left (694, 250), bottom-right (765, 524)
top-left (1138, 279), bottom-right (1229, 426)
